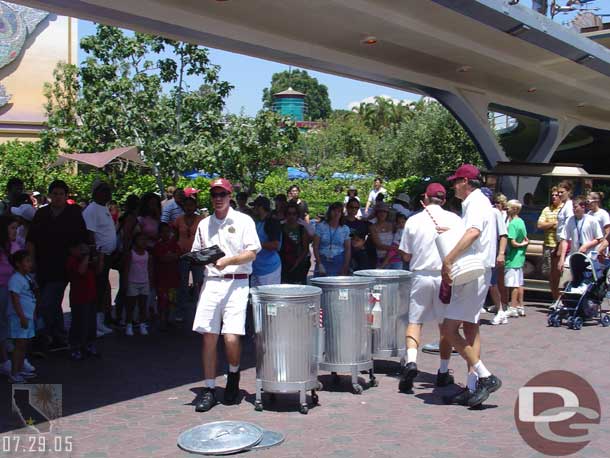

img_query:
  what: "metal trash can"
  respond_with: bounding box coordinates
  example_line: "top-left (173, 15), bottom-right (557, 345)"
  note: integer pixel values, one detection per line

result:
top-left (353, 269), bottom-right (412, 358)
top-left (251, 284), bottom-right (322, 414)
top-left (310, 276), bottom-right (377, 394)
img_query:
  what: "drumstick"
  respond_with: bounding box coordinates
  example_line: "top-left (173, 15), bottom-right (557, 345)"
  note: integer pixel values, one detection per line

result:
top-left (420, 200), bottom-right (440, 227)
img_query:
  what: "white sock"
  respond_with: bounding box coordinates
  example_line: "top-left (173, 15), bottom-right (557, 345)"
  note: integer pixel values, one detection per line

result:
top-left (204, 379), bottom-right (216, 389)
top-left (229, 365), bottom-right (240, 373)
top-left (439, 359), bottom-right (450, 374)
top-left (467, 372), bottom-right (478, 392)
top-left (406, 348), bottom-right (418, 364)
top-left (473, 360), bottom-right (492, 379)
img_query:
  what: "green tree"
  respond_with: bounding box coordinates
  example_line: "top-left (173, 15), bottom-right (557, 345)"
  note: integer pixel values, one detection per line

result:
top-left (372, 101), bottom-right (483, 179)
top-left (262, 69), bottom-right (331, 120)
top-left (199, 111), bottom-right (300, 193)
top-left (294, 114), bottom-right (377, 177)
top-left (43, 25), bottom-right (232, 179)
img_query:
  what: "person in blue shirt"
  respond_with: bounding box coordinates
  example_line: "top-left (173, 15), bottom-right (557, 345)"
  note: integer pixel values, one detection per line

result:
top-left (251, 196), bottom-right (282, 286)
top-left (7, 250), bottom-right (37, 383)
top-left (313, 202), bottom-right (351, 276)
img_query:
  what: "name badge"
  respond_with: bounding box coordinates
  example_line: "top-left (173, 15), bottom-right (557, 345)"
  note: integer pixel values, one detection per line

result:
top-left (228, 226), bottom-right (236, 234)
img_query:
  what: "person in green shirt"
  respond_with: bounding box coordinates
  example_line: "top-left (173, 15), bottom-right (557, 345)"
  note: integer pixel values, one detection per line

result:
top-left (504, 199), bottom-right (529, 317)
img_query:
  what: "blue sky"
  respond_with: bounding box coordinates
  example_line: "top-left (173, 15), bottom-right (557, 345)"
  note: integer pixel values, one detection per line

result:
top-left (77, 3), bottom-right (610, 116)
top-left (77, 20), bottom-right (421, 116)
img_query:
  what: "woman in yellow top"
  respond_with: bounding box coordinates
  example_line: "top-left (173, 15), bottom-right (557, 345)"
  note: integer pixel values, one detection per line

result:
top-left (537, 186), bottom-right (562, 300)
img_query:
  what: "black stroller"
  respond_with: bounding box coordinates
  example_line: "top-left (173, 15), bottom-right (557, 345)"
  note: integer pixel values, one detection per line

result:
top-left (547, 252), bottom-right (610, 330)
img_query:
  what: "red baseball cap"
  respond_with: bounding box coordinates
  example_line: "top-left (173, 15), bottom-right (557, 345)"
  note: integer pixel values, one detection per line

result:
top-left (183, 187), bottom-right (200, 198)
top-left (447, 164), bottom-right (480, 181)
top-left (209, 178), bottom-right (233, 193)
top-left (425, 183), bottom-right (446, 198)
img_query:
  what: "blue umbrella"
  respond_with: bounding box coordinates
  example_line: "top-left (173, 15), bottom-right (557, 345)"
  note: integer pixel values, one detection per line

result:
top-left (287, 167), bottom-right (310, 180)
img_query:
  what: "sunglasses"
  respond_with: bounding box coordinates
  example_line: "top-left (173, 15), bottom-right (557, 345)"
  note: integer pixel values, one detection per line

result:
top-left (586, 199), bottom-right (598, 204)
top-left (211, 192), bottom-right (229, 199)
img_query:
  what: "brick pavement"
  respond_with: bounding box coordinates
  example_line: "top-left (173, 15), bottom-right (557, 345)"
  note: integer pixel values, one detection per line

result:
top-left (1, 299), bottom-right (610, 458)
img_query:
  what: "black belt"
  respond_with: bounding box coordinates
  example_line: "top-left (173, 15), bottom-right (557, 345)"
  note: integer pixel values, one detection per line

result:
top-left (210, 274), bottom-right (249, 280)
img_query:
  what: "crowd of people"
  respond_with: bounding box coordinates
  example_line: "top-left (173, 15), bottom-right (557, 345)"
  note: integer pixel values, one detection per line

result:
top-left (0, 170), bottom-right (609, 412)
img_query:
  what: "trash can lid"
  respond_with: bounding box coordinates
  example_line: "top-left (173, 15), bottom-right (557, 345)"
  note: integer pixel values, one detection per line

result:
top-left (251, 284), bottom-right (322, 299)
top-left (177, 421), bottom-right (264, 455)
top-left (353, 269), bottom-right (412, 279)
top-left (310, 276), bottom-right (374, 288)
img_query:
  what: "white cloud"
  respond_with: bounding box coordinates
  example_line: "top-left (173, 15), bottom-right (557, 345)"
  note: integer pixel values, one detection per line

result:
top-left (347, 94), bottom-right (421, 110)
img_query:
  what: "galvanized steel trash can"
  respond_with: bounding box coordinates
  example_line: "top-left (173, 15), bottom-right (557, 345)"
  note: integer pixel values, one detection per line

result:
top-left (310, 276), bottom-right (377, 394)
top-left (353, 269), bottom-right (412, 358)
top-left (251, 284), bottom-right (322, 414)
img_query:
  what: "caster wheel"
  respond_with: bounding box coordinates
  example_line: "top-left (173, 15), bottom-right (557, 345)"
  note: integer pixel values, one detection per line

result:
top-left (573, 317), bottom-right (583, 330)
top-left (312, 392), bottom-right (319, 405)
top-left (552, 316), bottom-right (561, 327)
top-left (299, 404), bottom-right (309, 415)
top-left (566, 316), bottom-right (574, 328)
top-left (254, 401), bottom-right (263, 412)
top-left (370, 377), bottom-right (379, 387)
top-left (352, 384), bottom-right (363, 395)
top-left (548, 315), bottom-right (556, 327)
top-left (601, 315), bottom-right (610, 327)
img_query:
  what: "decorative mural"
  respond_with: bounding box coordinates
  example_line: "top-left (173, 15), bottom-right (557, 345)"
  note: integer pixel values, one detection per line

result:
top-left (0, 1), bottom-right (48, 107)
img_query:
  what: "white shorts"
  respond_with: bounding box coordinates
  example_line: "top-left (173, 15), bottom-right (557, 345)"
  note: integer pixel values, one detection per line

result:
top-left (126, 282), bottom-right (149, 297)
top-left (250, 266), bottom-right (282, 287)
top-left (192, 278), bottom-right (249, 335)
top-left (409, 272), bottom-right (446, 324)
top-left (445, 269), bottom-right (492, 324)
top-left (504, 268), bottom-right (524, 288)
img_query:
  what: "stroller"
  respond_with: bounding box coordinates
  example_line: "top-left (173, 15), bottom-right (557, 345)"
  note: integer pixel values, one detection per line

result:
top-left (547, 252), bottom-right (610, 330)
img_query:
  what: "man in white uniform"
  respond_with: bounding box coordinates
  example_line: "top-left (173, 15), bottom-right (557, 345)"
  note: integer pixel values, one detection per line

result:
top-left (398, 183), bottom-right (463, 393)
top-left (191, 178), bottom-right (261, 412)
top-left (442, 164), bottom-right (502, 408)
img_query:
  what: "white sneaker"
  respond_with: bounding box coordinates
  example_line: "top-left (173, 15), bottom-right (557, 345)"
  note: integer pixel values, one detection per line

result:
top-left (9, 373), bottom-right (26, 383)
top-left (491, 311), bottom-right (508, 325)
top-left (507, 307), bottom-right (519, 318)
top-left (0, 360), bottom-right (11, 376)
top-left (517, 306), bottom-right (526, 316)
top-left (126, 324), bottom-right (134, 336)
top-left (23, 359), bottom-right (36, 373)
top-left (139, 323), bottom-right (149, 336)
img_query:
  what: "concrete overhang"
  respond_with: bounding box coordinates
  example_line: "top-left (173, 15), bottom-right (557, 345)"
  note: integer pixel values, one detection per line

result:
top-left (13, 0), bottom-right (610, 131)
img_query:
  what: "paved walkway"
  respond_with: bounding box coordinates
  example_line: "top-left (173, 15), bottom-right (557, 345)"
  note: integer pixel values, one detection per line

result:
top-left (2, 298), bottom-right (610, 458)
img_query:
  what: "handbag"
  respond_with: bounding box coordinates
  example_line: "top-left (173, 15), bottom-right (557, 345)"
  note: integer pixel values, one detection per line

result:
top-left (180, 245), bottom-right (225, 266)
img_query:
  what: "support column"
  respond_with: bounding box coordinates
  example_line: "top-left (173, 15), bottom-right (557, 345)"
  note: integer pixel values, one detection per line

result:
top-left (424, 87), bottom-right (508, 169)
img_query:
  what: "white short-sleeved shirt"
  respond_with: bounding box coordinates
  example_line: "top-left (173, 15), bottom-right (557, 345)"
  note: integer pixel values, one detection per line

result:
top-left (82, 202), bottom-right (117, 255)
top-left (461, 188), bottom-right (497, 269)
top-left (556, 200), bottom-right (573, 238)
top-left (559, 214), bottom-right (603, 255)
top-left (191, 207), bottom-right (261, 276)
top-left (588, 208), bottom-right (610, 233)
top-left (367, 187), bottom-right (387, 205)
top-left (493, 208), bottom-right (508, 238)
top-left (400, 205), bottom-right (463, 271)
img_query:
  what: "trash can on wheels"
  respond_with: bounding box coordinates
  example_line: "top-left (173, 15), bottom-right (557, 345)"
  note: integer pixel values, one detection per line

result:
top-left (251, 284), bottom-right (322, 414)
top-left (310, 276), bottom-right (376, 394)
top-left (353, 269), bottom-right (412, 359)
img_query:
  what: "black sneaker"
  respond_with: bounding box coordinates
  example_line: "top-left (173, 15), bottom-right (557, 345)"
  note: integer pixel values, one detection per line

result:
top-left (224, 371), bottom-right (241, 405)
top-left (70, 350), bottom-right (84, 361)
top-left (436, 370), bottom-right (455, 387)
top-left (398, 362), bottom-right (418, 393)
top-left (478, 374), bottom-right (502, 394)
top-left (443, 388), bottom-right (473, 406)
top-left (85, 344), bottom-right (101, 358)
top-left (195, 388), bottom-right (217, 412)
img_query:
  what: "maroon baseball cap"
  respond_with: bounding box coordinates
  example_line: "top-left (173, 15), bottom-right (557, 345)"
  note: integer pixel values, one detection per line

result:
top-left (209, 178), bottom-right (233, 193)
top-left (447, 164), bottom-right (480, 181)
top-left (183, 187), bottom-right (200, 197)
top-left (425, 183), bottom-right (446, 198)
